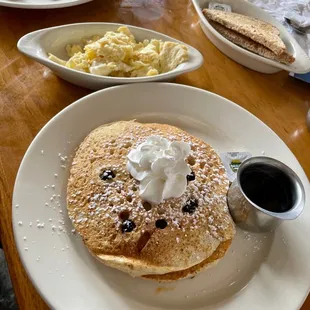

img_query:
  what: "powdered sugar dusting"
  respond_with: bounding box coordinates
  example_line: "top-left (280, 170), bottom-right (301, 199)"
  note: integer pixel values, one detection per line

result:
top-left (67, 122), bottom-right (234, 246)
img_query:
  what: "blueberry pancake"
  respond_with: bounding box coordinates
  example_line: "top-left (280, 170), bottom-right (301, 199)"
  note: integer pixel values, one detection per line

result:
top-left (67, 121), bottom-right (235, 281)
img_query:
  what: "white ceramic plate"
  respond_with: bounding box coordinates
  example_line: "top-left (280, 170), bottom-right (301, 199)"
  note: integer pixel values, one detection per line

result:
top-left (17, 23), bottom-right (203, 90)
top-left (191, 0), bottom-right (310, 74)
top-left (13, 83), bottom-right (310, 310)
top-left (0, 0), bottom-right (92, 9)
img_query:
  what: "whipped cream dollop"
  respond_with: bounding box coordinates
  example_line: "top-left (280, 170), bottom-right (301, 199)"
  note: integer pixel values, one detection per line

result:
top-left (127, 136), bottom-right (191, 204)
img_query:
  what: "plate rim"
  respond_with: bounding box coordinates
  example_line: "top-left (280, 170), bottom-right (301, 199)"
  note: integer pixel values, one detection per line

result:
top-left (0, 0), bottom-right (92, 9)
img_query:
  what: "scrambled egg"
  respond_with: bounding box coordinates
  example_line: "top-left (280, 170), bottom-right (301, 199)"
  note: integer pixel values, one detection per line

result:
top-left (48, 26), bottom-right (188, 77)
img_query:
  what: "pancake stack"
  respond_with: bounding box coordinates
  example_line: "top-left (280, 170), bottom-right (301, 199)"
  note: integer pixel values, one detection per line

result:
top-left (203, 9), bottom-right (295, 65)
top-left (67, 121), bottom-right (235, 281)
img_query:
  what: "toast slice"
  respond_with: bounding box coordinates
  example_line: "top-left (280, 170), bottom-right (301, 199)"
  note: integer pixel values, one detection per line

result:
top-left (209, 20), bottom-right (295, 65)
top-left (203, 9), bottom-right (286, 56)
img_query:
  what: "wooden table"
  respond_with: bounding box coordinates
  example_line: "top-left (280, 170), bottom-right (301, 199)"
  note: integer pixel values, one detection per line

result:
top-left (0, 0), bottom-right (309, 308)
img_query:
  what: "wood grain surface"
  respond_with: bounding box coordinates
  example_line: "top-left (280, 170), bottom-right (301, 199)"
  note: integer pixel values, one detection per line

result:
top-left (0, 0), bottom-right (309, 309)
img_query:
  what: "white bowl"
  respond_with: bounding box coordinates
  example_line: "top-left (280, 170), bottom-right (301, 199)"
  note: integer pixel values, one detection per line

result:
top-left (17, 23), bottom-right (204, 90)
top-left (191, 0), bottom-right (310, 74)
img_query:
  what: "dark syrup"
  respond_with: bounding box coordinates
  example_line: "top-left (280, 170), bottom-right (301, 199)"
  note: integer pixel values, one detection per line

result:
top-left (240, 164), bottom-right (295, 213)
